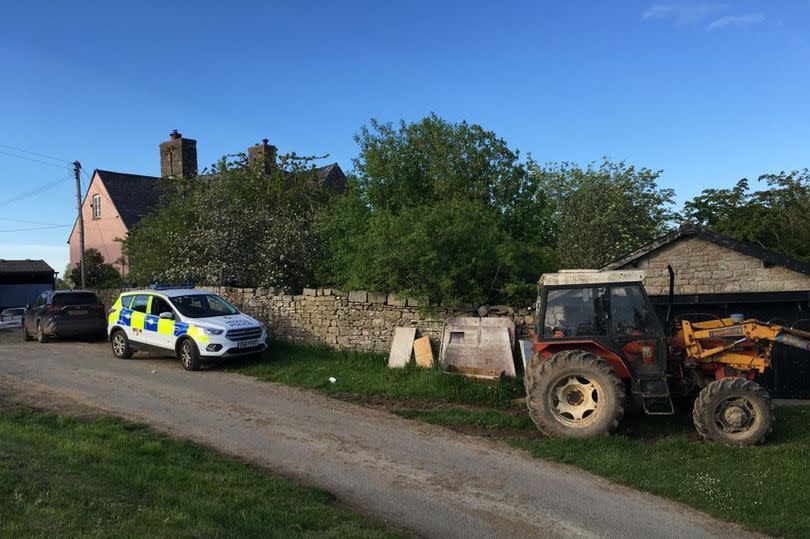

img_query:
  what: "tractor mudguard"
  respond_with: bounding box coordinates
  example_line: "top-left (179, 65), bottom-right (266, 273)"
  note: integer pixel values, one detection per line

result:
top-left (534, 339), bottom-right (633, 379)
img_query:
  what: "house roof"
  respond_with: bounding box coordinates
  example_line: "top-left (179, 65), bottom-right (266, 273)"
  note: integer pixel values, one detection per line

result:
top-left (315, 163), bottom-right (347, 192)
top-left (0, 259), bottom-right (55, 274)
top-left (96, 170), bottom-right (162, 229)
top-left (602, 224), bottom-right (810, 276)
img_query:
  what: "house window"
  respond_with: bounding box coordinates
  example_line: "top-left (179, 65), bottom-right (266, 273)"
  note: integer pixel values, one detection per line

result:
top-left (92, 194), bottom-right (101, 219)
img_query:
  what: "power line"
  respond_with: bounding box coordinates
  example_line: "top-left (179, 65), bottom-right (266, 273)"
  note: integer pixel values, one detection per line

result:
top-left (0, 224), bottom-right (69, 232)
top-left (0, 217), bottom-right (66, 226)
top-left (0, 144), bottom-right (71, 163)
top-left (0, 149), bottom-right (69, 169)
top-left (0, 175), bottom-right (71, 209)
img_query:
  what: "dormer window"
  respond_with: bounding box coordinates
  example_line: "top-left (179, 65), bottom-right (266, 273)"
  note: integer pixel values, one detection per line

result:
top-left (92, 194), bottom-right (101, 219)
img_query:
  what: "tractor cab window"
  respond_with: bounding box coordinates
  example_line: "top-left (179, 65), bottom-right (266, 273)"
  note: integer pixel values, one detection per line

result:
top-left (543, 287), bottom-right (608, 338)
top-left (610, 286), bottom-right (660, 338)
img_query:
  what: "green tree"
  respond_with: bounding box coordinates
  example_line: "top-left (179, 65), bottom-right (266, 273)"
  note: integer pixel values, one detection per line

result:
top-left (68, 248), bottom-right (123, 288)
top-left (530, 158), bottom-right (677, 268)
top-left (123, 152), bottom-right (329, 289)
top-left (319, 114), bottom-right (556, 306)
top-left (683, 169), bottom-right (810, 262)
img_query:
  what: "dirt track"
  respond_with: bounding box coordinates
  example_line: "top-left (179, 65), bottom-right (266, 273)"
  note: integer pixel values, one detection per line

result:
top-left (0, 330), bottom-right (759, 538)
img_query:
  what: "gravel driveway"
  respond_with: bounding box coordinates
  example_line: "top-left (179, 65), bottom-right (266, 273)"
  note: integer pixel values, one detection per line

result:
top-left (0, 329), bottom-right (758, 539)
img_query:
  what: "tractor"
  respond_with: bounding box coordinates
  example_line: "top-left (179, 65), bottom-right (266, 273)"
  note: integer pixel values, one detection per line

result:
top-left (524, 269), bottom-right (810, 445)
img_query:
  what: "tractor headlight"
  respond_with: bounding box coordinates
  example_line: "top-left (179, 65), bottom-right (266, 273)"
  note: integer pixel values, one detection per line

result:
top-left (203, 327), bottom-right (224, 335)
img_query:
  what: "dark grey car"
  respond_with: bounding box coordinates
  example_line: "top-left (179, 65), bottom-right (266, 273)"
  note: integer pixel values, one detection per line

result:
top-left (22, 290), bottom-right (106, 343)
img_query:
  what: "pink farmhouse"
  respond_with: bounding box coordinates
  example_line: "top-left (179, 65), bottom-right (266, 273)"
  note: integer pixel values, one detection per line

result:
top-left (67, 131), bottom-right (346, 275)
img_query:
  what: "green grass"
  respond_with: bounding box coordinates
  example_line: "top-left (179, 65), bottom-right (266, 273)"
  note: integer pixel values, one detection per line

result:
top-left (230, 340), bottom-right (524, 408)
top-left (232, 342), bottom-right (810, 538)
top-left (0, 408), bottom-right (402, 538)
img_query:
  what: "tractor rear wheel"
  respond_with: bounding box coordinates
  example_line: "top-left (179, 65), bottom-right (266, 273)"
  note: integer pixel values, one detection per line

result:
top-left (525, 350), bottom-right (626, 438)
top-left (692, 377), bottom-right (773, 446)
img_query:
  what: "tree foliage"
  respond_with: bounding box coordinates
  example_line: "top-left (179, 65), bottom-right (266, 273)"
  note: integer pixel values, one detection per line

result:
top-left (123, 153), bottom-right (329, 289)
top-left (318, 114), bottom-right (556, 306)
top-left (530, 158), bottom-right (677, 269)
top-left (683, 169), bottom-right (810, 262)
top-left (68, 248), bottom-right (122, 288)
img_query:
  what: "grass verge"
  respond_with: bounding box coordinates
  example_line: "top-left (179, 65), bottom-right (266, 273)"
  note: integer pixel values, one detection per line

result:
top-left (0, 407), bottom-right (402, 538)
top-left (233, 341), bottom-right (810, 538)
top-left (230, 340), bottom-right (523, 408)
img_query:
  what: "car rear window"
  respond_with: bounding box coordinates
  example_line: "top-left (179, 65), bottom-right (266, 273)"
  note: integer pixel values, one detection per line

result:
top-left (52, 293), bottom-right (100, 306)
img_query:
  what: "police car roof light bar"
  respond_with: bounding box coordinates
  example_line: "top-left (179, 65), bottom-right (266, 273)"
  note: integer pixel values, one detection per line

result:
top-left (148, 282), bottom-right (195, 290)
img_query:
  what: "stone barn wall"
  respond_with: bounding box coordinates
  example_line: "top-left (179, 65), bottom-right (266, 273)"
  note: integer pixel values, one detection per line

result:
top-left (624, 237), bottom-right (810, 296)
top-left (93, 287), bottom-right (535, 354)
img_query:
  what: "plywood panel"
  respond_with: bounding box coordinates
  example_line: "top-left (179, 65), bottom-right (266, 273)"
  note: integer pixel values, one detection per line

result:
top-left (413, 336), bottom-right (434, 368)
top-left (388, 327), bottom-right (416, 368)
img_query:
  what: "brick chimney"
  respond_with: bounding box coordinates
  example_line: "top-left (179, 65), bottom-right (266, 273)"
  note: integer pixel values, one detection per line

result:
top-left (159, 130), bottom-right (198, 178)
top-left (248, 139), bottom-right (277, 175)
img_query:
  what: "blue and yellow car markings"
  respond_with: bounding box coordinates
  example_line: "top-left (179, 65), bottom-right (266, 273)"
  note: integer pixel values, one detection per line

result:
top-left (173, 322), bottom-right (189, 337)
top-left (144, 314), bottom-right (159, 331)
top-left (117, 307), bottom-right (133, 327)
top-left (109, 293), bottom-right (207, 344)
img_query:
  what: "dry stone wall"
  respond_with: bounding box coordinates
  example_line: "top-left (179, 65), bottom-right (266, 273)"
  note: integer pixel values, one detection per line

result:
top-left (94, 286), bottom-right (535, 354)
top-left (625, 237), bottom-right (810, 296)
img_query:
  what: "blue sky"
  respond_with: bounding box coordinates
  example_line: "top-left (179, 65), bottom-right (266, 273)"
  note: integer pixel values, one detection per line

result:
top-left (1, 1), bottom-right (808, 275)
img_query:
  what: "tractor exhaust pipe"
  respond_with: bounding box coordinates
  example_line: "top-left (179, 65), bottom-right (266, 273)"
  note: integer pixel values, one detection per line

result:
top-left (665, 265), bottom-right (675, 327)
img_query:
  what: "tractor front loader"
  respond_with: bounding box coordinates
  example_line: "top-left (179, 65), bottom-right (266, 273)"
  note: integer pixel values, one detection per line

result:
top-left (524, 270), bottom-right (810, 445)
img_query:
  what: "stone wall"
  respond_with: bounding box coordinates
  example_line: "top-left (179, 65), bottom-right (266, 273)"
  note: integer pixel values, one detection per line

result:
top-left (624, 237), bottom-right (810, 296)
top-left (94, 286), bottom-right (535, 354)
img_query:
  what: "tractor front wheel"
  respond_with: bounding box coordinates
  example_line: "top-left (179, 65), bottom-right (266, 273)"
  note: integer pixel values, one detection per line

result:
top-left (692, 377), bottom-right (773, 446)
top-left (525, 350), bottom-right (626, 438)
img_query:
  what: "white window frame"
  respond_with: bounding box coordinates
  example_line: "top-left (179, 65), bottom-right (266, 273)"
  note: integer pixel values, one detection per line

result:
top-left (92, 194), bottom-right (101, 219)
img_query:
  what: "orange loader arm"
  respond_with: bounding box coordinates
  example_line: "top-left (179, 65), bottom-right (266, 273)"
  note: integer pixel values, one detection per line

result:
top-left (677, 318), bottom-right (810, 373)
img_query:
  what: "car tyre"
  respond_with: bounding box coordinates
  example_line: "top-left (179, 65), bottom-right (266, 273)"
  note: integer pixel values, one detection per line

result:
top-left (36, 321), bottom-right (48, 343)
top-left (111, 329), bottom-right (133, 359)
top-left (22, 323), bottom-right (33, 342)
top-left (178, 339), bottom-right (201, 371)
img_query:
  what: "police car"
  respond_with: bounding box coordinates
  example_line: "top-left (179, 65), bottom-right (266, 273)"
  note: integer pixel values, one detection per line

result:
top-left (107, 285), bottom-right (268, 371)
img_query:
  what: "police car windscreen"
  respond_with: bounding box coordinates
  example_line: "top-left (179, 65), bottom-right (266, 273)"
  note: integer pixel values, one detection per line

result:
top-left (169, 294), bottom-right (239, 318)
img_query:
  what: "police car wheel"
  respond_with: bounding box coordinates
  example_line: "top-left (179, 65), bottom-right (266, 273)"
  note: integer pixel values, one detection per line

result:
top-left (111, 330), bottom-right (133, 359)
top-left (179, 339), bottom-right (201, 371)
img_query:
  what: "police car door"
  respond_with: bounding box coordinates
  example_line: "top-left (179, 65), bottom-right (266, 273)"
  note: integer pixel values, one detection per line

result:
top-left (128, 294), bottom-right (150, 346)
top-left (147, 294), bottom-right (176, 350)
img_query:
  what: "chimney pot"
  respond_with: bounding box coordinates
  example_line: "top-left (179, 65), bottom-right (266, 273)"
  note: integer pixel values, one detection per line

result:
top-left (262, 138), bottom-right (269, 145)
top-left (169, 129), bottom-right (182, 140)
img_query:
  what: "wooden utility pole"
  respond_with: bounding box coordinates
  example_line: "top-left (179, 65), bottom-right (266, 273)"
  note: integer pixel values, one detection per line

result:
top-left (73, 160), bottom-right (86, 289)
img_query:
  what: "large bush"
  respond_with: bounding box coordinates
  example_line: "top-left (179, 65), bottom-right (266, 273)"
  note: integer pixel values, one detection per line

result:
top-left (318, 115), bottom-right (557, 306)
top-left (67, 248), bottom-right (122, 288)
top-left (531, 159), bottom-right (677, 268)
top-left (123, 153), bottom-right (329, 289)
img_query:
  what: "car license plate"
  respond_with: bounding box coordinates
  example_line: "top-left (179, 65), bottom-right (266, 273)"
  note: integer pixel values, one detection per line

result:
top-left (70, 310), bottom-right (88, 315)
top-left (238, 339), bottom-right (260, 349)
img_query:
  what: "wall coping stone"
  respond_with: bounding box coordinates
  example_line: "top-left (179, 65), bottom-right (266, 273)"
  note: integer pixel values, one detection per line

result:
top-left (348, 290), bottom-right (368, 303)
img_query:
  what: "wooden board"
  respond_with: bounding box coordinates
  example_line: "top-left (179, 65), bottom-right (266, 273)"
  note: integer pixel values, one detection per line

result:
top-left (413, 336), bottom-right (434, 368)
top-left (388, 327), bottom-right (416, 368)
